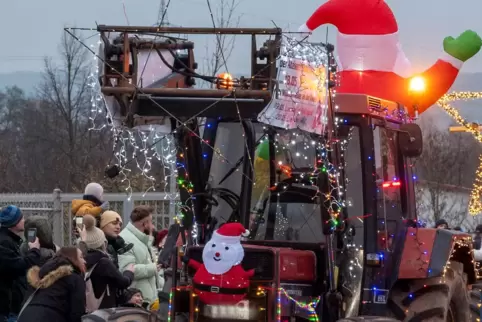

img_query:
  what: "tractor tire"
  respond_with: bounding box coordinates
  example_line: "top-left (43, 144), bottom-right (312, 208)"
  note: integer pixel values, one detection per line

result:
top-left (337, 317), bottom-right (400, 321)
top-left (469, 283), bottom-right (482, 320)
top-left (387, 261), bottom-right (475, 321)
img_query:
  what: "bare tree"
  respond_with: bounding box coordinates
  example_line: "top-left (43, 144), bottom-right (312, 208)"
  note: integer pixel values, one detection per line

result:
top-left (33, 30), bottom-right (114, 192)
top-left (203, 0), bottom-right (241, 79)
top-left (0, 30), bottom-right (113, 193)
top-left (415, 120), bottom-right (480, 228)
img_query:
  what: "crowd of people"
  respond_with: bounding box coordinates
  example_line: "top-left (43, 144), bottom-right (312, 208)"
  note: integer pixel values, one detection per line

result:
top-left (0, 182), bottom-right (169, 322)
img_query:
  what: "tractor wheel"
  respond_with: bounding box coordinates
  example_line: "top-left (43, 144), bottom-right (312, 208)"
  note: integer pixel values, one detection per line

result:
top-left (469, 283), bottom-right (482, 320)
top-left (387, 261), bottom-right (474, 321)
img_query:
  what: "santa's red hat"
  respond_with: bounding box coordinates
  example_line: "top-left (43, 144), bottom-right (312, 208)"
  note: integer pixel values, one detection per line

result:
top-left (299, 0), bottom-right (398, 35)
top-left (212, 222), bottom-right (250, 244)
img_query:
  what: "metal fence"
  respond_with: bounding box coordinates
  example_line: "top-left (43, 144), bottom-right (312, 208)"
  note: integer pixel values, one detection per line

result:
top-left (0, 189), bottom-right (179, 246)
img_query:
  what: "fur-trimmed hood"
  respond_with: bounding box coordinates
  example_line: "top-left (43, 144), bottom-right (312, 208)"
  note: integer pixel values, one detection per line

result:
top-left (27, 257), bottom-right (76, 289)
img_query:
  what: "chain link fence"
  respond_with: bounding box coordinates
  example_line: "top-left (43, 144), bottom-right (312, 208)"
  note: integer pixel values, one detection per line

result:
top-left (0, 189), bottom-right (178, 246)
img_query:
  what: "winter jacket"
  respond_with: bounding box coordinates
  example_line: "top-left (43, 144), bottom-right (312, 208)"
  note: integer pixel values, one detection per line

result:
top-left (19, 243), bottom-right (56, 267)
top-left (84, 249), bottom-right (134, 309)
top-left (71, 195), bottom-right (103, 218)
top-left (18, 256), bottom-right (85, 322)
top-left (152, 246), bottom-right (165, 290)
top-left (0, 227), bottom-right (41, 317)
top-left (118, 223), bottom-right (159, 303)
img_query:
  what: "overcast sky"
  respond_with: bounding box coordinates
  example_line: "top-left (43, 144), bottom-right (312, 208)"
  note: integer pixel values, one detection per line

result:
top-left (1, 0), bottom-right (482, 74)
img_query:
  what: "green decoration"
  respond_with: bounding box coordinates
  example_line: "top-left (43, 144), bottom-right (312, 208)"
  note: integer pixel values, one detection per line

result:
top-left (443, 30), bottom-right (482, 62)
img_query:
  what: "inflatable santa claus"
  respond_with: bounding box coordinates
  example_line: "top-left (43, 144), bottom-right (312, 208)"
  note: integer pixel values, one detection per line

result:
top-left (298, 0), bottom-right (482, 115)
top-left (185, 222), bottom-right (255, 305)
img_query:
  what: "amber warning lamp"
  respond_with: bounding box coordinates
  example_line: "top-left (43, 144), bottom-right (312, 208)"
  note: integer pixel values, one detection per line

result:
top-left (408, 76), bottom-right (426, 118)
top-left (216, 73), bottom-right (234, 90)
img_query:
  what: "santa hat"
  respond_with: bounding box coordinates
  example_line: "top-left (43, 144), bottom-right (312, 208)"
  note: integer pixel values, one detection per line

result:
top-left (212, 222), bottom-right (250, 244)
top-left (299, 0), bottom-right (398, 35)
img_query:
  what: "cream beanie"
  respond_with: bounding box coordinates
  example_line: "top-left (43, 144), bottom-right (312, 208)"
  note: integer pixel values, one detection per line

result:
top-left (100, 210), bottom-right (123, 229)
top-left (84, 182), bottom-right (104, 202)
top-left (84, 215), bottom-right (107, 250)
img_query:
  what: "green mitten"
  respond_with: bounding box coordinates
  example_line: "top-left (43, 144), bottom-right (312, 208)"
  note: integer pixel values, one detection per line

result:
top-left (443, 29), bottom-right (482, 62)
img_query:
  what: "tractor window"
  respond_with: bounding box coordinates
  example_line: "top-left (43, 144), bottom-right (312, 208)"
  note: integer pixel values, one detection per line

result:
top-left (207, 122), bottom-right (322, 245)
top-left (208, 122), bottom-right (245, 223)
top-left (373, 126), bottom-right (403, 251)
top-left (340, 125), bottom-right (364, 248)
top-left (249, 125), bottom-right (323, 243)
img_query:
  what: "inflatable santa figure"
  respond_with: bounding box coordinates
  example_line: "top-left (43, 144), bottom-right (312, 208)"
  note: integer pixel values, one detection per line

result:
top-left (186, 222), bottom-right (254, 305)
top-left (298, 0), bottom-right (482, 115)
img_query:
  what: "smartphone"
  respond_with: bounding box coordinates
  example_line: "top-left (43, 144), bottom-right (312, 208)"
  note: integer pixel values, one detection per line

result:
top-left (27, 228), bottom-right (37, 243)
top-left (75, 217), bottom-right (83, 229)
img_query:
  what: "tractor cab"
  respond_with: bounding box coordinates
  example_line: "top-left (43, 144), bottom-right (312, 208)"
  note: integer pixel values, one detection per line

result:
top-left (96, 24), bottom-right (477, 322)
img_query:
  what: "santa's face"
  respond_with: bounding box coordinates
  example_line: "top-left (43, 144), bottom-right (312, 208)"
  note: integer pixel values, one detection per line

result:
top-left (202, 238), bottom-right (244, 275)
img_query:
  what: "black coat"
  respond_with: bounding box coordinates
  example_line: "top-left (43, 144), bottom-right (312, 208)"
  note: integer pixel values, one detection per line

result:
top-left (18, 256), bottom-right (86, 322)
top-left (0, 228), bottom-right (41, 317)
top-left (85, 249), bottom-right (134, 309)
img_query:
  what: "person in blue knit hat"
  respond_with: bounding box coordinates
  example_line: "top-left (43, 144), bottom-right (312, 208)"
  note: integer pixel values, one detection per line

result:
top-left (0, 205), bottom-right (41, 322)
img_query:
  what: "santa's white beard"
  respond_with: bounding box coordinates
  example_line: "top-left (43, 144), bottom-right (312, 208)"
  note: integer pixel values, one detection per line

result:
top-left (203, 239), bottom-right (244, 275)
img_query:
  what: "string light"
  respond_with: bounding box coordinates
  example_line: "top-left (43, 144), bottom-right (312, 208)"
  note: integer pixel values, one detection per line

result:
top-left (470, 155), bottom-right (482, 215)
top-left (437, 92), bottom-right (482, 142)
top-left (437, 91), bottom-right (482, 215)
top-left (166, 285), bottom-right (321, 321)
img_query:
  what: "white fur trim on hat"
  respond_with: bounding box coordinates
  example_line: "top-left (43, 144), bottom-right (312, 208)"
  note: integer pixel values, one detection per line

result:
top-left (241, 229), bottom-right (250, 237)
top-left (439, 51), bottom-right (464, 70)
top-left (212, 231), bottom-right (241, 244)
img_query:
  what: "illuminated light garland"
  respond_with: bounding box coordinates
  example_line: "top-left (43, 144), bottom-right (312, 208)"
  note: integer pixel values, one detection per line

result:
top-left (443, 235), bottom-right (475, 278)
top-left (437, 91), bottom-right (482, 215)
top-left (85, 37), bottom-right (179, 201)
top-left (470, 155), bottom-right (482, 216)
top-left (166, 285), bottom-right (322, 321)
top-left (167, 286), bottom-right (321, 322)
top-left (278, 288), bottom-right (321, 321)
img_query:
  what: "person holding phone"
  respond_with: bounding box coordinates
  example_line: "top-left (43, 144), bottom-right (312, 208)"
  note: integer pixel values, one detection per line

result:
top-left (0, 205), bottom-right (41, 322)
top-left (20, 216), bottom-right (58, 267)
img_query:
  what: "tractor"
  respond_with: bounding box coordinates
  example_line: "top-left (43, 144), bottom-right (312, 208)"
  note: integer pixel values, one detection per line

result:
top-left (96, 25), bottom-right (481, 322)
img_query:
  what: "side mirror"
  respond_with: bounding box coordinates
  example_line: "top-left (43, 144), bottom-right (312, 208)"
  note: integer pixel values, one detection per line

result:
top-left (398, 123), bottom-right (423, 158)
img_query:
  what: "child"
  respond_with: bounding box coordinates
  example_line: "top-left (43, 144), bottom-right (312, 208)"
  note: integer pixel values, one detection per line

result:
top-left (122, 288), bottom-right (145, 308)
top-left (71, 182), bottom-right (110, 242)
top-left (71, 182), bottom-right (110, 218)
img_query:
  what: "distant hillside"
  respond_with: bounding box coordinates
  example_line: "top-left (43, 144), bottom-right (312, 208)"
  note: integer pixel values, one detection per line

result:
top-left (0, 71), bottom-right (42, 96)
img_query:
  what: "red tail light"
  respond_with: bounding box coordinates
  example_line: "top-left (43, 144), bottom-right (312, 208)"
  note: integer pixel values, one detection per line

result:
top-left (382, 180), bottom-right (401, 188)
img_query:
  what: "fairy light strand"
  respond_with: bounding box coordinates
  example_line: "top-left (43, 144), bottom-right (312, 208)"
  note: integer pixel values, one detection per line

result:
top-left (437, 91), bottom-right (482, 215)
